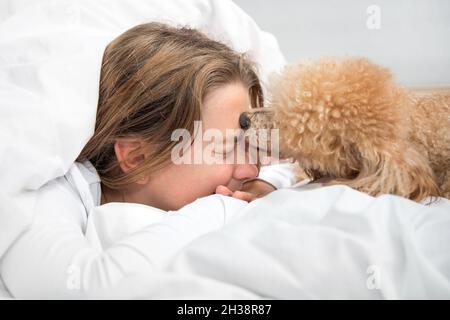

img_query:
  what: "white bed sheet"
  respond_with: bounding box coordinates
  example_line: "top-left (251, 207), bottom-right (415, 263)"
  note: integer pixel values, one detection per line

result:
top-left (85, 184), bottom-right (450, 299)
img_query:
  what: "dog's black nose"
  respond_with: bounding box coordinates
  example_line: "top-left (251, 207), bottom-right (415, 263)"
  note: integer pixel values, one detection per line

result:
top-left (239, 112), bottom-right (250, 130)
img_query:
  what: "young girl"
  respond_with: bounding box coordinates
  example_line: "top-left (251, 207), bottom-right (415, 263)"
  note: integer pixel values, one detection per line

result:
top-left (77, 22), bottom-right (280, 210)
top-left (0, 22), bottom-right (294, 298)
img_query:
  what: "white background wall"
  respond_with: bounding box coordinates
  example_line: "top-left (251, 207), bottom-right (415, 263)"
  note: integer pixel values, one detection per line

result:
top-left (234, 0), bottom-right (450, 85)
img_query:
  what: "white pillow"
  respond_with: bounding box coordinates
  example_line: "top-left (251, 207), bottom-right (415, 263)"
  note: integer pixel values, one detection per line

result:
top-left (0, 0), bottom-right (285, 257)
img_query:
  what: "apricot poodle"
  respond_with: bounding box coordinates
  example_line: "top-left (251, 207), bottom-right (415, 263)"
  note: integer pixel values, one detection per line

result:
top-left (248, 57), bottom-right (450, 202)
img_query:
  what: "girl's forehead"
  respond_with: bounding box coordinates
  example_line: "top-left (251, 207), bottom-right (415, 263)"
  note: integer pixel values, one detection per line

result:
top-left (201, 83), bottom-right (251, 132)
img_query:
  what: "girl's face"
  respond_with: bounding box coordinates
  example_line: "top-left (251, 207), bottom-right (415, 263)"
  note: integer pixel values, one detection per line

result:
top-left (123, 82), bottom-right (259, 211)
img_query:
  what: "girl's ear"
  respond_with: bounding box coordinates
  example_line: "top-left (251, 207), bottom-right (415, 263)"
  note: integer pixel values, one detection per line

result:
top-left (114, 138), bottom-right (149, 183)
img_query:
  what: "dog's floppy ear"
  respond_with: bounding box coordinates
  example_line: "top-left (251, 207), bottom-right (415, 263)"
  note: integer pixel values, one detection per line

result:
top-left (327, 141), bottom-right (440, 201)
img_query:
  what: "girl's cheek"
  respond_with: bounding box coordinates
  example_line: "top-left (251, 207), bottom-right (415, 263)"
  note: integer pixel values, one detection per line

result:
top-left (209, 165), bottom-right (234, 186)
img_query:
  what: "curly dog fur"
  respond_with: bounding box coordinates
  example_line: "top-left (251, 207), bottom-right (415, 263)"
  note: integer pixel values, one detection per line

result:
top-left (253, 57), bottom-right (450, 202)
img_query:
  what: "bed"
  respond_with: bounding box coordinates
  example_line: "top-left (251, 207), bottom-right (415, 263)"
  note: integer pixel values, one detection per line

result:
top-left (79, 182), bottom-right (450, 299)
top-left (1, 182), bottom-right (449, 300)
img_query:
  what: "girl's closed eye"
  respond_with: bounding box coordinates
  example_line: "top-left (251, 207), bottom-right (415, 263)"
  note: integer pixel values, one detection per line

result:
top-left (214, 135), bottom-right (251, 161)
top-left (212, 141), bottom-right (236, 161)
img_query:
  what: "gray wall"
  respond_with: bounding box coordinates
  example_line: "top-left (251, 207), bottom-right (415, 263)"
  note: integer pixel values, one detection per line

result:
top-left (234, 0), bottom-right (450, 85)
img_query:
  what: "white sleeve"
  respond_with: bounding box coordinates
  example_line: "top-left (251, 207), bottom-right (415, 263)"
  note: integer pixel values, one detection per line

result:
top-left (0, 188), bottom-right (247, 299)
top-left (257, 162), bottom-right (297, 189)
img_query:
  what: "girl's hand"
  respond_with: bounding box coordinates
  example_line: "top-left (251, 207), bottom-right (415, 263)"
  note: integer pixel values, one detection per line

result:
top-left (215, 179), bottom-right (276, 202)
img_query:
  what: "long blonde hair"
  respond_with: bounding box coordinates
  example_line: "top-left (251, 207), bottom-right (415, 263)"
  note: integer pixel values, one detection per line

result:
top-left (77, 22), bottom-right (263, 190)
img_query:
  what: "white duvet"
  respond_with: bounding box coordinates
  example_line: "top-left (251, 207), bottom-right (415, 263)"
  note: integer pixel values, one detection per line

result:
top-left (85, 184), bottom-right (450, 299)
